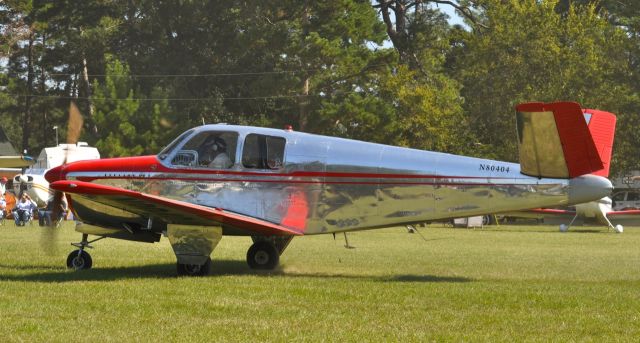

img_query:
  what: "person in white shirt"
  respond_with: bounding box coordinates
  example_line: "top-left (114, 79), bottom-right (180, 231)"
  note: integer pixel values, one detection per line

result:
top-left (0, 195), bottom-right (6, 222)
top-left (198, 136), bottom-right (233, 169)
top-left (13, 193), bottom-right (37, 226)
top-left (0, 176), bottom-right (7, 195)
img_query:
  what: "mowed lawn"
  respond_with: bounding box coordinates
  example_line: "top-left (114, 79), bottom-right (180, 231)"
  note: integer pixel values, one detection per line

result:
top-left (0, 221), bottom-right (638, 342)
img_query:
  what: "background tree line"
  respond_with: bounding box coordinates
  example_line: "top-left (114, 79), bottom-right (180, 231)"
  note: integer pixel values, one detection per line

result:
top-left (1, 0), bottom-right (639, 176)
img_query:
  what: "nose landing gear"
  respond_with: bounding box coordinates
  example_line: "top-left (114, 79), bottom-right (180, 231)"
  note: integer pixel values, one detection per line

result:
top-left (66, 234), bottom-right (105, 270)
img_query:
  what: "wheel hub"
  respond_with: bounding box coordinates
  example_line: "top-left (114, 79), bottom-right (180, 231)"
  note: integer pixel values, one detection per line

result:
top-left (71, 256), bottom-right (85, 269)
top-left (254, 251), bottom-right (269, 265)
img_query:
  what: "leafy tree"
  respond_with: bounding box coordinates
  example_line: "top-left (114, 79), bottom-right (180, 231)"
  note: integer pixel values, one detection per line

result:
top-left (1, 0), bottom-right (637, 171)
top-left (374, 0), bottom-right (483, 70)
top-left (454, 0), bottom-right (630, 162)
top-left (92, 56), bottom-right (168, 157)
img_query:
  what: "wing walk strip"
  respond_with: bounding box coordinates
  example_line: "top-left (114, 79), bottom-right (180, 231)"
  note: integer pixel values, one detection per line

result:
top-left (50, 180), bottom-right (304, 236)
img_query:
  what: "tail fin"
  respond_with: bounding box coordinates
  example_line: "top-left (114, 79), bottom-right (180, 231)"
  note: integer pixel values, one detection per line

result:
top-left (515, 102), bottom-right (606, 178)
top-left (582, 109), bottom-right (616, 177)
top-left (0, 126), bottom-right (19, 156)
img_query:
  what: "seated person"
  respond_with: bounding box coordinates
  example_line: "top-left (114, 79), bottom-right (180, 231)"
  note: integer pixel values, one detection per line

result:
top-left (39, 198), bottom-right (54, 226)
top-left (198, 136), bottom-right (232, 169)
top-left (13, 193), bottom-right (37, 226)
top-left (0, 195), bottom-right (5, 221)
top-left (39, 197), bottom-right (68, 227)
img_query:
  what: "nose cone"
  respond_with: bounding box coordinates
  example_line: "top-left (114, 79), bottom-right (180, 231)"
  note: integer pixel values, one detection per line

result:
top-left (45, 165), bottom-right (63, 183)
top-left (568, 175), bottom-right (613, 205)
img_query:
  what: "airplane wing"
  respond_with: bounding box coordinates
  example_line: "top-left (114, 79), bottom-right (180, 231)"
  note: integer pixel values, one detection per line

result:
top-left (0, 156), bottom-right (34, 168)
top-left (502, 208), bottom-right (576, 222)
top-left (50, 180), bottom-right (304, 236)
top-left (606, 210), bottom-right (640, 226)
top-left (505, 207), bottom-right (640, 227)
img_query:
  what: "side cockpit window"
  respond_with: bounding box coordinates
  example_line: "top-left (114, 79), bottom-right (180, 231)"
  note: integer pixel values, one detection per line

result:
top-left (171, 131), bottom-right (238, 169)
top-left (242, 134), bottom-right (285, 170)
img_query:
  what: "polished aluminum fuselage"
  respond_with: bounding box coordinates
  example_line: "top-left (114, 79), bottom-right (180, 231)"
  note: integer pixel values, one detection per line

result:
top-left (65, 125), bottom-right (604, 236)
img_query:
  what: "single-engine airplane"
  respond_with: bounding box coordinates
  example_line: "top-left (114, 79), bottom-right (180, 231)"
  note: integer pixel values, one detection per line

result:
top-left (46, 101), bottom-right (614, 276)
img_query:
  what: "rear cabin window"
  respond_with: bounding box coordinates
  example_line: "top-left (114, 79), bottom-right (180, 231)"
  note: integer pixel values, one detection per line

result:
top-left (613, 193), bottom-right (626, 202)
top-left (242, 134), bottom-right (285, 170)
top-left (627, 192), bottom-right (640, 201)
top-left (171, 131), bottom-right (238, 169)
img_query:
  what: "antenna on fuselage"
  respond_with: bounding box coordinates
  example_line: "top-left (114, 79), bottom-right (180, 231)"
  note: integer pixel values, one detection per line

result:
top-left (343, 232), bottom-right (355, 249)
top-left (408, 225), bottom-right (429, 242)
top-left (332, 232), bottom-right (356, 249)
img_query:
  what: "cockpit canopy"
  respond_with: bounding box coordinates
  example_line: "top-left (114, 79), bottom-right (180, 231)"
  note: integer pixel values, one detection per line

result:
top-left (157, 126), bottom-right (286, 170)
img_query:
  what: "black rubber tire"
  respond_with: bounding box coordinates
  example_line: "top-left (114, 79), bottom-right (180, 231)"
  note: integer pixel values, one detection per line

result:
top-left (482, 215), bottom-right (496, 226)
top-left (66, 250), bottom-right (93, 270)
top-left (177, 257), bottom-right (211, 277)
top-left (247, 241), bottom-right (279, 270)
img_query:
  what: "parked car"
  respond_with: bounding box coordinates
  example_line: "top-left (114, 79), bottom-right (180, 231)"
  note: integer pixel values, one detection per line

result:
top-left (611, 190), bottom-right (640, 210)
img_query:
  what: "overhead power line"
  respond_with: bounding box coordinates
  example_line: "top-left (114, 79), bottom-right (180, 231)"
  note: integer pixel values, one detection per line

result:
top-left (34, 64), bottom-right (389, 78)
top-left (47, 70), bottom-right (303, 78)
top-left (9, 93), bottom-right (314, 101)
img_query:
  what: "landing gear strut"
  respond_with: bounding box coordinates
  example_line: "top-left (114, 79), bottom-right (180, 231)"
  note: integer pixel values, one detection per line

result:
top-left (66, 234), bottom-right (105, 270)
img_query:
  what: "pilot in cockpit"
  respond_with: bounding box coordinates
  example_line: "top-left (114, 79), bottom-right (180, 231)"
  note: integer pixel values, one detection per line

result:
top-left (198, 135), bottom-right (232, 169)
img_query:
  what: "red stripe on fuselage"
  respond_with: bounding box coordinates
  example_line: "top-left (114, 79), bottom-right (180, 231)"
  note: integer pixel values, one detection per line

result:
top-left (63, 155), bottom-right (517, 184)
top-left (74, 175), bottom-right (519, 187)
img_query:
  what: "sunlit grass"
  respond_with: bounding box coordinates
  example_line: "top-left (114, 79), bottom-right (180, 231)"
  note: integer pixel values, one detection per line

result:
top-left (0, 221), bottom-right (638, 341)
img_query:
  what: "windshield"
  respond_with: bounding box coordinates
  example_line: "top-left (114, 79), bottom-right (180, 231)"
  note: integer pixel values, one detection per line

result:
top-left (157, 129), bottom-right (195, 160)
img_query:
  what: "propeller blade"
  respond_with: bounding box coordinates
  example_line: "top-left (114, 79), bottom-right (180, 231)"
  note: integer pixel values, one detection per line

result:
top-left (67, 101), bottom-right (84, 146)
top-left (49, 101), bottom-right (83, 228)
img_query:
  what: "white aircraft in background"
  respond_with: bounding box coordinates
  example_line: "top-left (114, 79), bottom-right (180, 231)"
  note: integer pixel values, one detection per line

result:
top-left (512, 197), bottom-right (634, 233)
top-left (14, 142), bottom-right (99, 207)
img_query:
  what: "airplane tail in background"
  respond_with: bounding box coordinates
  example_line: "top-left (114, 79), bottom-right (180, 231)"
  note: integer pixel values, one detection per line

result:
top-left (515, 102), bottom-right (612, 179)
top-left (582, 109), bottom-right (616, 178)
top-left (0, 126), bottom-right (19, 156)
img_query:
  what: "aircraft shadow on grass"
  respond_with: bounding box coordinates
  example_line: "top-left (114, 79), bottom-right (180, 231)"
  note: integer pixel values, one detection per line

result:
top-left (0, 260), bottom-right (473, 284)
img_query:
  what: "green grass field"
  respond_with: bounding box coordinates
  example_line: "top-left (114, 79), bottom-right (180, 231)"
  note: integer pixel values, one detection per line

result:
top-left (0, 221), bottom-right (638, 342)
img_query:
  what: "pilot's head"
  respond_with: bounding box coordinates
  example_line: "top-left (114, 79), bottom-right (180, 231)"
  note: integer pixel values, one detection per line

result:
top-left (204, 136), bottom-right (227, 152)
top-left (1, 177), bottom-right (7, 184)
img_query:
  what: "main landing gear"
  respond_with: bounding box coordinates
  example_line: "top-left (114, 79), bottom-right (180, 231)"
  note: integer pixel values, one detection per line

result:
top-left (177, 257), bottom-right (212, 277)
top-left (64, 231), bottom-right (295, 275)
top-left (66, 234), bottom-right (105, 270)
top-left (247, 241), bottom-right (279, 270)
top-left (246, 236), bottom-right (293, 270)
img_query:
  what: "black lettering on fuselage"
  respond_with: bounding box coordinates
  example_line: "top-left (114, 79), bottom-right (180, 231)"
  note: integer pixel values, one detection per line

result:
top-left (479, 164), bottom-right (510, 173)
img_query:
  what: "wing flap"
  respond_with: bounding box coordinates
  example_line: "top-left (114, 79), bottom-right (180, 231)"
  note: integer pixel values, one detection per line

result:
top-left (51, 180), bottom-right (303, 236)
top-left (501, 208), bottom-right (576, 220)
top-left (607, 210), bottom-right (640, 218)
